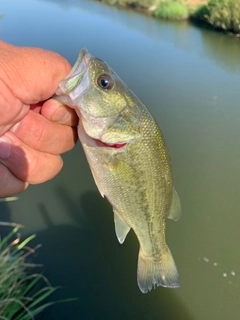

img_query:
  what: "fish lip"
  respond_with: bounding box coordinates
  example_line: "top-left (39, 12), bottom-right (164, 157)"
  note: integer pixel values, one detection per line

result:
top-left (66, 48), bottom-right (92, 79)
top-left (77, 48), bottom-right (92, 74)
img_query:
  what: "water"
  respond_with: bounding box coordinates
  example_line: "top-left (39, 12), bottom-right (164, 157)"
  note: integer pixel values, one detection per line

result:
top-left (1, 0), bottom-right (240, 319)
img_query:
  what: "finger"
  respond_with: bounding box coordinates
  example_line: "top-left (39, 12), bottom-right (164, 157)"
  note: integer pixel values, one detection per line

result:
top-left (0, 163), bottom-right (28, 197)
top-left (0, 41), bottom-right (71, 136)
top-left (0, 41), bottom-right (71, 104)
top-left (41, 98), bottom-right (79, 127)
top-left (0, 78), bottom-right (29, 136)
top-left (10, 110), bottom-right (78, 154)
top-left (0, 132), bottom-right (63, 184)
top-left (30, 102), bottom-right (42, 113)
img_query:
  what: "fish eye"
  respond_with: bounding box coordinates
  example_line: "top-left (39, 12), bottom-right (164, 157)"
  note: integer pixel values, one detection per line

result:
top-left (97, 74), bottom-right (114, 90)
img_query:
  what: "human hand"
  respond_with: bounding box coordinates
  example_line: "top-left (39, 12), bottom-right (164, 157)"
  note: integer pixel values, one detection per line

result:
top-left (0, 41), bottom-right (78, 197)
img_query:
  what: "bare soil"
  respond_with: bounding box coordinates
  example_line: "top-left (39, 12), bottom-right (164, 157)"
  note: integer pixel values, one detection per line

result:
top-left (184, 0), bottom-right (207, 6)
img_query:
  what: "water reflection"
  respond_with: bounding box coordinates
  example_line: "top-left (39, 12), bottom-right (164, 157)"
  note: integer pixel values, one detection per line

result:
top-left (201, 30), bottom-right (240, 73)
top-left (0, 202), bottom-right (13, 239)
top-left (30, 190), bottom-right (193, 320)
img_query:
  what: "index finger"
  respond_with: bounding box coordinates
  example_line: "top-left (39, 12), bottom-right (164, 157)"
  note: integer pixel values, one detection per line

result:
top-left (40, 98), bottom-right (79, 127)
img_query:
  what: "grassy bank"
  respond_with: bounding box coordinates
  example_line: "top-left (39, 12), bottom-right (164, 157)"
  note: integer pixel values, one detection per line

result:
top-left (0, 222), bottom-right (73, 319)
top-left (97, 0), bottom-right (240, 34)
top-left (194, 0), bottom-right (240, 34)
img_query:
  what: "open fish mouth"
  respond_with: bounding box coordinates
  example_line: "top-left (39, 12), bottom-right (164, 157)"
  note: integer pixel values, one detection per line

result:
top-left (55, 48), bottom-right (91, 100)
top-left (64, 48), bottom-right (90, 80)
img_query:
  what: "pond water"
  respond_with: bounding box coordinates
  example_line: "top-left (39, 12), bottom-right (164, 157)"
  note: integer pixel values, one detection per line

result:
top-left (1, 0), bottom-right (240, 319)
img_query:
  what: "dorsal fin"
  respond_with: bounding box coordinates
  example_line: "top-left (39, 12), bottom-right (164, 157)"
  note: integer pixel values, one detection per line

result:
top-left (168, 189), bottom-right (181, 221)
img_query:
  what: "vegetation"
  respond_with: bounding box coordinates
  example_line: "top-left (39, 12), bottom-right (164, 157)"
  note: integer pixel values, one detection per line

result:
top-left (100, 0), bottom-right (155, 8)
top-left (97, 0), bottom-right (240, 34)
top-left (153, 1), bottom-right (189, 20)
top-left (0, 222), bottom-right (71, 320)
top-left (195, 0), bottom-right (240, 34)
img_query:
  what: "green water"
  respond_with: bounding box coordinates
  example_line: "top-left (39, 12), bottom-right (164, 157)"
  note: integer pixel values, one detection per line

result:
top-left (1, 0), bottom-right (240, 319)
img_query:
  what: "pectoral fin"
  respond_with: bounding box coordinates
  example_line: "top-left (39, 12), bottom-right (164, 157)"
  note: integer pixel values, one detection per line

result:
top-left (114, 211), bottom-right (131, 244)
top-left (168, 188), bottom-right (181, 221)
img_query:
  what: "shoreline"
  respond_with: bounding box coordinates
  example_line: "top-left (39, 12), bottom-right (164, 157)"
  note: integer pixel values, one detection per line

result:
top-left (96, 0), bottom-right (240, 36)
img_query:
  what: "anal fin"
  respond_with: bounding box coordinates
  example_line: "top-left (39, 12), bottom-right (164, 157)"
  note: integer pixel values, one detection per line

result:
top-left (114, 211), bottom-right (130, 244)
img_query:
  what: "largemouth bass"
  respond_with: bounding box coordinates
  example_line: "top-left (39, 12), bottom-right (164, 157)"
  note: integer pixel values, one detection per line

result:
top-left (54, 49), bottom-right (181, 293)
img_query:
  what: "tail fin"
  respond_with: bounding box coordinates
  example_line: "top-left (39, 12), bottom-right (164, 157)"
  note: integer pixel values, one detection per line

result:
top-left (137, 246), bottom-right (180, 294)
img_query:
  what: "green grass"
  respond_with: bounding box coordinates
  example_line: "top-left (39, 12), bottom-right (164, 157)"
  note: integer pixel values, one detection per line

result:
top-left (0, 222), bottom-right (74, 320)
top-left (153, 1), bottom-right (189, 20)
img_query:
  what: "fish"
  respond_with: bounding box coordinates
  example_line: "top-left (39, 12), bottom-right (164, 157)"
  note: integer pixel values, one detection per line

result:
top-left (54, 49), bottom-right (181, 293)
